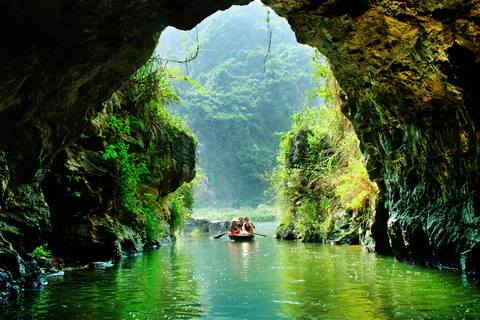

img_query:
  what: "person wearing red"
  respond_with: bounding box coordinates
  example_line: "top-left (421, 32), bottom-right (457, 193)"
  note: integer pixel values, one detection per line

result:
top-left (230, 217), bottom-right (240, 235)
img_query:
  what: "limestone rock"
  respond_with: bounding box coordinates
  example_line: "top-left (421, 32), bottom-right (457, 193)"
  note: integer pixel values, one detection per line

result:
top-left (264, 0), bottom-right (480, 272)
top-left (183, 217), bottom-right (231, 235)
top-left (275, 222), bottom-right (296, 240)
top-left (0, 232), bottom-right (44, 301)
top-left (0, 0), bottom-right (479, 299)
top-left (40, 100), bottom-right (196, 262)
top-left (286, 130), bottom-right (311, 169)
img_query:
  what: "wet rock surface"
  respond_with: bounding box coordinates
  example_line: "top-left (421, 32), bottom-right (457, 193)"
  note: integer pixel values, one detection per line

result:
top-left (1, 0), bottom-right (479, 301)
top-left (264, 0), bottom-right (480, 272)
top-left (183, 217), bottom-right (231, 235)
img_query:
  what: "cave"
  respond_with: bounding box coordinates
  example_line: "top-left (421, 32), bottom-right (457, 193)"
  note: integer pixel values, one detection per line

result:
top-left (1, 0), bottom-right (479, 297)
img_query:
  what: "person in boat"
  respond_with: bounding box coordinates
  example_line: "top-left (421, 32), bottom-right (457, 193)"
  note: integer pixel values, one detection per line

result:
top-left (238, 217), bottom-right (244, 230)
top-left (243, 217), bottom-right (255, 235)
top-left (230, 217), bottom-right (241, 235)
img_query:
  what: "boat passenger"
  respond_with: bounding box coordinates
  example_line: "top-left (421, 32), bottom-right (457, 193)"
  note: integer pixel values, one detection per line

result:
top-left (243, 217), bottom-right (255, 235)
top-left (230, 218), bottom-right (241, 235)
top-left (238, 217), bottom-right (244, 230)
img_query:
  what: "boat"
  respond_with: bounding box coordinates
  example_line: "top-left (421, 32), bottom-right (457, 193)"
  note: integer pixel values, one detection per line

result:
top-left (228, 232), bottom-right (255, 241)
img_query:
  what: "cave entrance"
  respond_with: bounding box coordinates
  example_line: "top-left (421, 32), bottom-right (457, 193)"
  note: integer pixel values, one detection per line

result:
top-left (155, 0), bottom-right (387, 251)
top-left (157, 0), bottom-right (318, 209)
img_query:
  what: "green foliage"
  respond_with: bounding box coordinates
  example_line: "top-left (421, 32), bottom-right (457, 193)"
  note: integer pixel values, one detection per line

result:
top-left (334, 159), bottom-right (377, 211)
top-left (103, 140), bottom-right (149, 213)
top-left (108, 115), bottom-right (130, 134)
top-left (103, 55), bottom-right (201, 243)
top-left (194, 204), bottom-right (279, 222)
top-left (120, 58), bottom-right (182, 110)
top-left (170, 179), bottom-right (196, 233)
top-left (158, 1), bottom-right (316, 208)
top-left (305, 51), bottom-right (337, 105)
top-left (147, 100), bottom-right (195, 141)
top-left (140, 196), bottom-right (165, 243)
top-left (263, 4), bottom-right (271, 23)
top-left (268, 54), bottom-right (378, 240)
top-left (33, 243), bottom-right (52, 257)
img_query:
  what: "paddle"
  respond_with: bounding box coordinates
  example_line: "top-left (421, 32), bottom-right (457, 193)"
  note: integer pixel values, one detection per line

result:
top-left (253, 232), bottom-right (267, 237)
top-left (214, 232), bottom-right (228, 239)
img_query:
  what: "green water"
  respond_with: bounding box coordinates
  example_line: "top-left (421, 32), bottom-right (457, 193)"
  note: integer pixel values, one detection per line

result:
top-left (2, 223), bottom-right (479, 319)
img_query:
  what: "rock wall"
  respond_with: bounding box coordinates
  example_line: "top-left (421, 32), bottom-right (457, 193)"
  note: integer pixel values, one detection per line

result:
top-left (0, 0), bottom-right (240, 300)
top-left (263, 0), bottom-right (480, 273)
top-left (1, 0), bottom-right (479, 299)
top-left (183, 217), bottom-right (231, 235)
top-left (40, 98), bottom-right (197, 262)
top-left (0, 94), bottom-right (197, 299)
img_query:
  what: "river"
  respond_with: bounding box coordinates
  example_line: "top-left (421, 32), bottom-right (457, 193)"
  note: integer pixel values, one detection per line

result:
top-left (1, 223), bottom-right (479, 319)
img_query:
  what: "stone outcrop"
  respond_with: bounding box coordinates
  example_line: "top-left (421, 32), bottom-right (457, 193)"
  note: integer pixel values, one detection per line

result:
top-left (0, 0), bottom-right (247, 267)
top-left (287, 130), bottom-right (311, 169)
top-left (182, 217), bottom-right (231, 235)
top-left (0, 93), bottom-right (197, 299)
top-left (0, 0), bottom-right (479, 299)
top-left (44, 94), bottom-right (197, 256)
top-left (263, 0), bottom-right (480, 273)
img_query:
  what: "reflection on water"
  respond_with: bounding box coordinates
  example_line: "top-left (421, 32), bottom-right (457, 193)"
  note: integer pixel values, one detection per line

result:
top-left (1, 223), bottom-right (479, 319)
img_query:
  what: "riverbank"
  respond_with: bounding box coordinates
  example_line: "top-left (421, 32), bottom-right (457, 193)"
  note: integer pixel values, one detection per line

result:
top-left (193, 205), bottom-right (279, 223)
top-left (2, 222), bottom-right (478, 319)
top-left (182, 217), bottom-right (230, 235)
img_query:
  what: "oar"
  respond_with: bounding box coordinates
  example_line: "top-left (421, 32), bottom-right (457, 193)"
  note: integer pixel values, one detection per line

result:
top-left (254, 232), bottom-right (267, 237)
top-left (214, 232), bottom-right (228, 239)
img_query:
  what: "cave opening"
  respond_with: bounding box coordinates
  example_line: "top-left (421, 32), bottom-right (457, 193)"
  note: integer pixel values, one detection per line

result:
top-left (152, 0), bottom-right (389, 250)
top-left (1, 0), bottom-right (478, 293)
top-left (156, 0), bottom-right (318, 210)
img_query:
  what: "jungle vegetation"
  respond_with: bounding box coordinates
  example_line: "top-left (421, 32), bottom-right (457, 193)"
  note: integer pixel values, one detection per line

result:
top-left (102, 58), bottom-right (199, 242)
top-left (158, 1), bottom-right (316, 209)
top-left (268, 51), bottom-right (378, 241)
top-left (154, 1), bottom-right (376, 235)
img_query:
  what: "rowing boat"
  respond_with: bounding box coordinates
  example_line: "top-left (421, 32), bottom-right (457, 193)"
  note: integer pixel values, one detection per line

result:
top-left (228, 232), bottom-right (255, 241)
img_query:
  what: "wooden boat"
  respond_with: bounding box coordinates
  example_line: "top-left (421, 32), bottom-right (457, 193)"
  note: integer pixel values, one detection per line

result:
top-left (228, 232), bottom-right (255, 241)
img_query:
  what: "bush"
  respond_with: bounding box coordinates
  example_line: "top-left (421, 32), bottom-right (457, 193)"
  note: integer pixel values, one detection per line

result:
top-left (267, 51), bottom-right (378, 240)
top-left (33, 243), bottom-right (52, 257)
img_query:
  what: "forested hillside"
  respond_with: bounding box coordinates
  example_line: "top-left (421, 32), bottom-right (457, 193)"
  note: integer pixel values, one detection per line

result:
top-left (158, 1), bottom-right (316, 208)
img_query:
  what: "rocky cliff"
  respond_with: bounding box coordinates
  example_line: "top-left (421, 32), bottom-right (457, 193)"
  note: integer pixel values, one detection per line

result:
top-left (0, 85), bottom-right (197, 300)
top-left (262, 0), bottom-right (479, 273)
top-left (40, 95), bottom-right (197, 262)
top-left (1, 0), bottom-right (479, 300)
top-left (182, 217), bottom-right (231, 235)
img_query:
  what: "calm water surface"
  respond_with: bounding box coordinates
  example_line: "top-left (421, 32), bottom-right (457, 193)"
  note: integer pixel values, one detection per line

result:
top-left (2, 223), bottom-right (479, 319)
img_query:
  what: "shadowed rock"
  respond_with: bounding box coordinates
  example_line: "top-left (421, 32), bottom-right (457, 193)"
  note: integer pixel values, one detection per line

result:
top-left (1, 0), bottom-right (479, 300)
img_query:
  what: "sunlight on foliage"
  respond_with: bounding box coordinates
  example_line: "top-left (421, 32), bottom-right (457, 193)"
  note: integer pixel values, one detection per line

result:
top-left (103, 55), bottom-right (204, 243)
top-left (33, 243), bottom-right (52, 257)
top-left (267, 50), bottom-right (378, 241)
top-left (158, 4), bottom-right (317, 208)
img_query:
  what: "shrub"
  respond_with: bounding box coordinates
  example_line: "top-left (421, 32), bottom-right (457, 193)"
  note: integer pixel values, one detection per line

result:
top-left (33, 243), bottom-right (52, 257)
top-left (267, 50), bottom-right (378, 240)
top-left (103, 55), bottom-right (202, 242)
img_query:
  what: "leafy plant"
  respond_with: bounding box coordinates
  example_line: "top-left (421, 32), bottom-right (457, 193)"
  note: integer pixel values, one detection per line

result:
top-left (103, 140), bottom-right (149, 213)
top-left (268, 52), bottom-right (378, 241)
top-left (33, 243), bottom-right (52, 257)
top-left (170, 178), bottom-right (196, 233)
top-left (102, 54), bottom-right (201, 243)
top-left (140, 199), bottom-right (165, 243)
